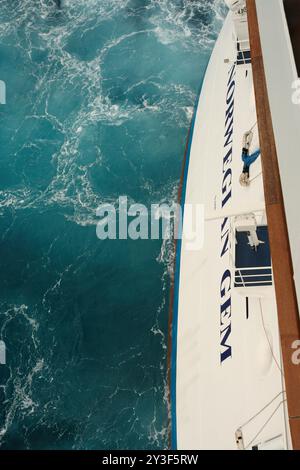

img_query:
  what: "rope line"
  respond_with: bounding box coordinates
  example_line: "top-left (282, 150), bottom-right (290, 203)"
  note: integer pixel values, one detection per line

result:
top-left (249, 170), bottom-right (262, 183)
top-left (238, 390), bottom-right (285, 430)
top-left (244, 399), bottom-right (287, 449)
top-left (249, 121), bottom-right (257, 132)
top-left (259, 298), bottom-right (283, 375)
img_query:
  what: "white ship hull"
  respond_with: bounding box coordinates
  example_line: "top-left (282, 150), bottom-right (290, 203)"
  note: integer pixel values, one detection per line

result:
top-left (172, 10), bottom-right (290, 450)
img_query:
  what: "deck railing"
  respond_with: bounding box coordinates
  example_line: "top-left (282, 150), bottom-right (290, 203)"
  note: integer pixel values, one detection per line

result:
top-left (234, 265), bottom-right (273, 287)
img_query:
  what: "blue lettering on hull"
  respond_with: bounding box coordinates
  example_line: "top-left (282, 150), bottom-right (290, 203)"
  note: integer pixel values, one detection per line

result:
top-left (220, 64), bottom-right (235, 363)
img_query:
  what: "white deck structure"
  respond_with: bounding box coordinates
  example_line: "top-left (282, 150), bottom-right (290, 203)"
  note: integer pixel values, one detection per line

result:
top-left (255, 0), bottom-right (300, 310)
top-left (173, 5), bottom-right (291, 450)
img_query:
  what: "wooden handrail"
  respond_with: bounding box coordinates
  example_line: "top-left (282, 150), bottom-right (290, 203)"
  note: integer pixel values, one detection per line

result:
top-left (246, 0), bottom-right (300, 450)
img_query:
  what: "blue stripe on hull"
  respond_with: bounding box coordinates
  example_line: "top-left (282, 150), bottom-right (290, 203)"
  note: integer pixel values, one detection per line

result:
top-left (170, 84), bottom-right (202, 450)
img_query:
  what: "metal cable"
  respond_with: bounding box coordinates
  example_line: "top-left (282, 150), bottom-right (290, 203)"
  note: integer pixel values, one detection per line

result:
top-left (244, 399), bottom-right (287, 449)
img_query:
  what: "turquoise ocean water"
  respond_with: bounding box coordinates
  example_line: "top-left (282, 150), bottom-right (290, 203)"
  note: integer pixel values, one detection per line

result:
top-left (0, 0), bottom-right (225, 449)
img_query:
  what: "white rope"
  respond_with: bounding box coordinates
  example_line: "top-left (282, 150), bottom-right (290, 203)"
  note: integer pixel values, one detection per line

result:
top-left (249, 170), bottom-right (262, 183)
top-left (238, 391), bottom-right (285, 430)
top-left (244, 399), bottom-right (286, 449)
top-left (259, 298), bottom-right (283, 375)
top-left (236, 300), bottom-right (286, 449)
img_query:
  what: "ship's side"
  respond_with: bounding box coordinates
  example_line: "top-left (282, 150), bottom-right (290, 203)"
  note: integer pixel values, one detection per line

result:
top-left (172, 6), bottom-right (290, 450)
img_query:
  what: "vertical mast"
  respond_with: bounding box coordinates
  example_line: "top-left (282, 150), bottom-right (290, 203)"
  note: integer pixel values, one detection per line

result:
top-left (246, 0), bottom-right (300, 450)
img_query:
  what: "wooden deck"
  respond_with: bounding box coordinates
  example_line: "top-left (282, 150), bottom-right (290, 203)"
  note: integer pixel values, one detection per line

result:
top-left (246, 0), bottom-right (300, 450)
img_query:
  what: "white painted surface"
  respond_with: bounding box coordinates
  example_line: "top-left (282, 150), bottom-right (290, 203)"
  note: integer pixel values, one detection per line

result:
top-left (176, 11), bottom-right (289, 450)
top-left (256, 0), bottom-right (300, 311)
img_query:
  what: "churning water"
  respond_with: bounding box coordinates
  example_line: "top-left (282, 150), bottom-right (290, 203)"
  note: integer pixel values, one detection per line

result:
top-left (0, 0), bottom-right (225, 449)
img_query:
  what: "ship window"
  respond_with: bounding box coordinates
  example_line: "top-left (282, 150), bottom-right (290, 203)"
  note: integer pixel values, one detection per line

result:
top-left (236, 41), bottom-right (251, 65)
top-left (234, 226), bottom-right (272, 287)
top-left (283, 0), bottom-right (300, 76)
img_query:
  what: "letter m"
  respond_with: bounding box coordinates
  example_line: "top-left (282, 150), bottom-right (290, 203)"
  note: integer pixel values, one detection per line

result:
top-left (220, 324), bottom-right (232, 363)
